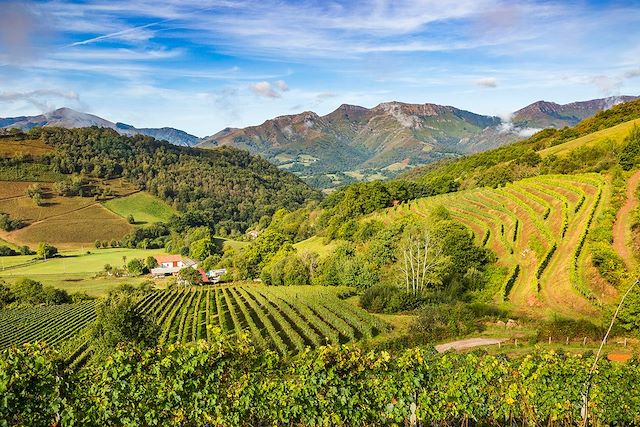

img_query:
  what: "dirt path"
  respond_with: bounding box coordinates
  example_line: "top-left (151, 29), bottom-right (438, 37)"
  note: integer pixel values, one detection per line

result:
top-left (613, 170), bottom-right (640, 269)
top-left (435, 337), bottom-right (508, 352)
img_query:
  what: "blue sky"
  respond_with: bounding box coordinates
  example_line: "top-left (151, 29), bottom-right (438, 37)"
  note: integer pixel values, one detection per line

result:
top-left (0, 0), bottom-right (639, 136)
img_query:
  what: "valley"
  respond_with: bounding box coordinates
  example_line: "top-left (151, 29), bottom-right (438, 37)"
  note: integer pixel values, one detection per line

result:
top-left (2, 97), bottom-right (640, 426)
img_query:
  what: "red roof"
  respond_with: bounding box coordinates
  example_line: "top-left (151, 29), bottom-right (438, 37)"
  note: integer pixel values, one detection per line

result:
top-left (198, 268), bottom-right (209, 283)
top-left (154, 255), bottom-right (183, 264)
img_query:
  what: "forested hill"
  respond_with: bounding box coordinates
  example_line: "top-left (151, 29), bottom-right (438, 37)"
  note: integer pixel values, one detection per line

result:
top-left (2, 127), bottom-right (320, 232)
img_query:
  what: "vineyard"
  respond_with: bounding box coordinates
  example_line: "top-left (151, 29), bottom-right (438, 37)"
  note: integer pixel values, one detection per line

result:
top-left (0, 285), bottom-right (386, 356)
top-left (135, 285), bottom-right (387, 354)
top-left (0, 301), bottom-right (96, 350)
top-left (374, 173), bottom-right (610, 317)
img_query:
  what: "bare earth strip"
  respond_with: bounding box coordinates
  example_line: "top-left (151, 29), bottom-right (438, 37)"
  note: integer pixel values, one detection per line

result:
top-left (613, 170), bottom-right (640, 269)
top-left (435, 337), bottom-right (509, 352)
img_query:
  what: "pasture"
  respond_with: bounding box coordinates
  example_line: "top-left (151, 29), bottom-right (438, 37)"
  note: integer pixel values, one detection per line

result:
top-left (0, 248), bottom-right (166, 296)
top-left (104, 191), bottom-right (176, 224)
top-left (540, 118), bottom-right (640, 158)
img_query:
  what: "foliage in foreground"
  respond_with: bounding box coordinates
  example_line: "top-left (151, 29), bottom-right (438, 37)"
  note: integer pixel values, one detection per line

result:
top-left (2, 339), bottom-right (639, 426)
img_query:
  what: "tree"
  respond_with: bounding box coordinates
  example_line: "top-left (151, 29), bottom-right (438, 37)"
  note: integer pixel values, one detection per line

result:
top-left (11, 278), bottom-right (44, 305)
top-left (41, 286), bottom-right (71, 305)
top-left (177, 267), bottom-right (203, 286)
top-left (26, 184), bottom-right (44, 206)
top-left (36, 243), bottom-right (58, 260)
top-left (399, 231), bottom-right (450, 295)
top-left (189, 237), bottom-right (216, 261)
top-left (145, 256), bottom-right (158, 270)
top-left (283, 255), bottom-right (309, 286)
top-left (619, 125), bottom-right (640, 170)
top-left (91, 293), bottom-right (160, 356)
top-left (126, 258), bottom-right (146, 276)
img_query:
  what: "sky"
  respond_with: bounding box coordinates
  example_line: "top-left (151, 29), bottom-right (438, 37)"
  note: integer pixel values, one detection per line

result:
top-left (0, 0), bottom-right (639, 137)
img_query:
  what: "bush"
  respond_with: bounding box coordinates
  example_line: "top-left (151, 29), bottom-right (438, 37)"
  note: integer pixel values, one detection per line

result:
top-left (91, 293), bottom-right (161, 357)
top-left (360, 284), bottom-right (424, 313)
top-left (126, 258), bottom-right (146, 276)
top-left (0, 212), bottom-right (25, 231)
top-left (536, 317), bottom-right (605, 341)
top-left (10, 278), bottom-right (70, 306)
top-left (0, 245), bottom-right (17, 256)
top-left (411, 303), bottom-right (481, 341)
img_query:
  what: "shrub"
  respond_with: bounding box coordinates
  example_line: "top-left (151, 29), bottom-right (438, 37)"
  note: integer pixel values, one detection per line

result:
top-left (411, 303), bottom-right (481, 341)
top-left (126, 258), bottom-right (146, 276)
top-left (360, 284), bottom-right (424, 313)
top-left (0, 245), bottom-right (17, 256)
top-left (536, 317), bottom-right (605, 341)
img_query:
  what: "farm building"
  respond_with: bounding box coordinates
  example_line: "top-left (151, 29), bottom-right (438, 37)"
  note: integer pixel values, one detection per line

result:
top-left (150, 255), bottom-right (197, 277)
top-left (206, 268), bottom-right (227, 283)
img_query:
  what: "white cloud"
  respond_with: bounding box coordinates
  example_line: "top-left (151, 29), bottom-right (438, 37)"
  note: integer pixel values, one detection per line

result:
top-left (476, 77), bottom-right (498, 88)
top-left (625, 69), bottom-right (640, 79)
top-left (249, 81), bottom-right (279, 98)
top-left (249, 80), bottom-right (290, 98)
top-left (275, 80), bottom-right (289, 92)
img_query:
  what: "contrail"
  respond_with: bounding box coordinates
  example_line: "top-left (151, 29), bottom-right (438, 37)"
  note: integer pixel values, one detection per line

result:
top-left (68, 19), bottom-right (172, 47)
top-left (67, 4), bottom-right (221, 47)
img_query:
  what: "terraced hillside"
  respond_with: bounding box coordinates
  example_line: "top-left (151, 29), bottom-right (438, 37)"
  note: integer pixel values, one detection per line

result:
top-left (372, 173), bottom-right (610, 318)
top-left (0, 285), bottom-right (386, 357)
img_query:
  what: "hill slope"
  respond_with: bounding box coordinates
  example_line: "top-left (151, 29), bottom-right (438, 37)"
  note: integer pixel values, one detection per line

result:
top-left (0, 127), bottom-right (320, 237)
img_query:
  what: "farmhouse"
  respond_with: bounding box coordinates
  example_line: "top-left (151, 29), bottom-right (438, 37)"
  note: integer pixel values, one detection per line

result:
top-left (150, 255), bottom-right (197, 277)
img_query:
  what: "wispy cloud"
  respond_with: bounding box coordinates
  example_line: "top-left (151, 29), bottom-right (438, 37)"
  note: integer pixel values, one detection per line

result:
top-left (476, 77), bottom-right (498, 88)
top-left (0, 89), bottom-right (80, 112)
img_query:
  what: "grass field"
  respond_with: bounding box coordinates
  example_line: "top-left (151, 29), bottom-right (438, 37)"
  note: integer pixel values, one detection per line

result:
top-left (0, 181), bottom-right (141, 249)
top-left (8, 204), bottom-right (133, 248)
top-left (0, 248), bottom-right (167, 296)
top-left (0, 138), bottom-right (53, 158)
top-left (540, 118), bottom-right (640, 158)
top-left (104, 191), bottom-right (176, 224)
top-left (294, 235), bottom-right (344, 258)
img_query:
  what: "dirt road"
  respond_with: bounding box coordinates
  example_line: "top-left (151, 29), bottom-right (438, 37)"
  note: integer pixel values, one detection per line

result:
top-left (435, 337), bottom-right (509, 352)
top-left (613, 170), bottom-right (640, 269)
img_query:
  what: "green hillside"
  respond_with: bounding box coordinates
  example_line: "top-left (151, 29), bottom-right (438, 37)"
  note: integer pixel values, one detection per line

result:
top-left (104, 192), bottom-right (176, 224)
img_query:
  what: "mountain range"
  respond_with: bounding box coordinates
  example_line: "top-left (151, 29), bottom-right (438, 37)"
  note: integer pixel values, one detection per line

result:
top-left (1, 95), bottom-right (636, 188)
top-left (0, 108), bottom-right (199, 147)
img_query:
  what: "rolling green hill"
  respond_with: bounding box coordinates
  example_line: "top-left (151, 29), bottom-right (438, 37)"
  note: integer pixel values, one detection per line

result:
top-left (104, 192), bottom-right (176, 224)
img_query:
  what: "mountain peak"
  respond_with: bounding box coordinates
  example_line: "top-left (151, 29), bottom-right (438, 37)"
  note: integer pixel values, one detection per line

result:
top-left (513, 95), bottom-right (639, 128)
